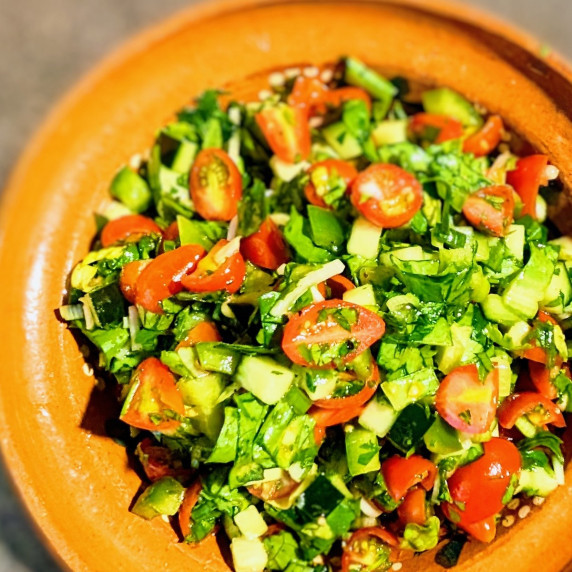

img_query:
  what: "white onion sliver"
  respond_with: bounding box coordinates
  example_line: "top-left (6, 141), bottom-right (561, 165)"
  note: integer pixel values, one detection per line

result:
top-left (226, 215), bottom-right (239, 241)
top-left (128, 306), bottom-right (142, 352)
top-left (360, 497), bottom-right (382, 518)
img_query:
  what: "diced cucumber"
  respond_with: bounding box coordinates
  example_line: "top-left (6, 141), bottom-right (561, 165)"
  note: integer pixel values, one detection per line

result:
top-left (322, 122), bottom-right (362, 159)
top-left (347, 216), bottom-right (382, 259)
top-left (536, 195), bottom-right (547, 223)
top-left (541, 262), bottom-right (572, 314)
top-left (436, 324), bottom-right (483, 374)
top-left (345, 427), bottom-right (381, 476)
top-left (234, 506), bottom-right (268, 539)
top-left (235, 356), bottom-right (294, 404)
top-left (381, 368), bottom-right (439, 411)
top-left (379, 245), bottom-right (426, 266)
top-left (110, 167), bottom-right (152, 213)
top-left (505, 321), bottom-right (532, 349)
top-left (359, 396), bottom-right (398, 437)
top-left (504, 224), bottom-right (525, 261)
top-left (422, 88), bottom-right (482, 127)
top-left (481, 294), bottom-right (522, 326)
top-left (343, 284), bottom-right (377, 307)
top-left (171, 140), bottom-right (198, 174)
top-left (518, 467), bottom-right (559, 497)
top-left (386, 293), bottom-right (419, 323)
top-left (423, 416), bottom-right (463, 454)
top-left (372, 120), bottom-right (408, 146)
top-left (300, 369), bottom-right (337, 401)
top-left (230, 537), bottom-right (268, 572)
top-left (469, 267), bottom-right (490, 303)
top-left (491, 353), bottom-right (513, 398)
top-left (502, 243), bottom-right (556, 319)
top-left (82, 283), bottom-right (126, 327)
top-left (515, 415), bottom-right (538, 438)
top-left (270, 154), bottom-right (309, 182)
top-left (195, 342), bottom-right (241, 375)
top-left (550, 236), bottom-right (572, 261)
top-left (131, 477), bottom-right (185, 520)
top-left (388, 402), bottom-right (433, 454)
top-left (284, 385), bottom-right (312, 414)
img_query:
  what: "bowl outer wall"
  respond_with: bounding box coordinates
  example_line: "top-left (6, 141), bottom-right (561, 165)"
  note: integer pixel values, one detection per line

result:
top-left (1, 0), bottom-right (572, 570)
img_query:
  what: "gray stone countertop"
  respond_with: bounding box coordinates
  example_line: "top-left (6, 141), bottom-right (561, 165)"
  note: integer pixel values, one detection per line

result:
top-left (1, 1), bottom-right (572, 570)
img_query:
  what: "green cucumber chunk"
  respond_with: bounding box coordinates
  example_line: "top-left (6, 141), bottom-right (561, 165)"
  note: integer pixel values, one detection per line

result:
top-left (422, 88), bottom-right (482, 127)
top-left (131, 477), bottom-right (185, 520)
top-left (345, 427), bottom-right (381, 476)
top-left (235, 356), bottom-right (294, 404)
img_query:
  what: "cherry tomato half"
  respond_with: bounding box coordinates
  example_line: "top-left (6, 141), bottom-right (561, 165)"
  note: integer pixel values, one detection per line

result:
top-left (397, 487), bottom-right (428, 526)
top-left (176, 321), bottom-right (221, 350)
top-left (506, 154), bottom-right (549, 219)
top-left (240, 217), bottom-right (289, 270)
top-left (455, 515), bottom-right (497, 543)
top-left (520, 311), bottom-right (560, 365)
top-left (190, 148), bottom-right (242, 221)
top-left (179, 480), bottom-right (203, 538)
top-left (136, 437), bottom-right (193, 482)
top-left (101, 215), bottom-right (162, 247)
top-left (282, 299), bottom-right (386, 369)
top-left (120, 357), bottom-right (185, 433)
top-left (381, 455), bottom-right (437, 502)
top-left (181, 239), bottom-right (246, 294)
top-left (304, 159), bottom-right (358, 209)
top-left (462, 185), bottom-right (515, 238)
top-left (135, 244), bottom-right (205, 314)
top-left (435, 364), bottom-right (499, 434)
top-left (528, 360), bottom-right (559, 400)
top-left (409, 113), bottom-right (464, 144)
top-left (310, 404), bottom-right (365, 445)
top-left (328, 87), bottom-right (372, 112)
top-left (326, 274), bottom-right (356, 299)
top-left (351, 163), bottom-right (423, 228)
top-left (497, 392), bottom-right (566, 430)
top-left (120, 259), bottom-right (151, 304)
top-left (443, 437), bottom-right (521, 525)
top-left (462, 115), bottom-right (504, 157)
top-left (255, 103), bottom-right (311, 163)
top-left (313, 362), bottom-right (380, 409)
top-left (341, 527), bottom-right (399, 572)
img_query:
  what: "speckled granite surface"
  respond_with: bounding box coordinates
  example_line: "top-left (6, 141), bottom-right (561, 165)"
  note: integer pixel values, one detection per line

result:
top-left (1, 1), bottom-right (572, 570)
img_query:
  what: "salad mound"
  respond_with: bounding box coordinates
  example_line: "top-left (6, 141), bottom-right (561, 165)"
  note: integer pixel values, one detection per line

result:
top-left (60, 57), bottom-right (571, 572)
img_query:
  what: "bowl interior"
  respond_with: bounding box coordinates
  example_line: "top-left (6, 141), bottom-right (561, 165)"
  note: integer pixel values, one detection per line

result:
top-left (2, 1), bottom-right (572, 571)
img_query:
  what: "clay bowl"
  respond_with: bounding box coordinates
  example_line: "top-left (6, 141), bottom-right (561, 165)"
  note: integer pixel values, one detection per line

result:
top-left (2, 0), bottom-right (572, 570)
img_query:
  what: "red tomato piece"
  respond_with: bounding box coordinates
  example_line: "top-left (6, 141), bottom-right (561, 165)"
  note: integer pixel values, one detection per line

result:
top-left (409, 113), bottom-right (464, 144)
top-left (181, 239), bottom-right (246, 294)
top-left (101, 215), bottom-right (162, 247)
top-left (454, 514), bottom-right (497, 543)
top-left (326, 274), bottom-right (356, 299)
top-left (136, 438), bottom-right (193, 482)
top-left (498, 392), bottom-right (566, 430)
top-left (120, 357), bottom-right (185, 433)
top-left (176, 321), bottom-right (221, 350)
top-left (520, 311), bottom-right (561, 365)
top-left (462, 185), bottom-right (515, 237)
top-left (190, 148), bottom-right (242, 221)
top-left (282, 299), bottom-right (386, 369)
top-left (528, 360), bottom-right (559, 400)
top-left (310, 403), bottom-right (365, 430)
top-left (313, 362), bottom-right (380, 409)
top-left (350, 163), bottom-right (423, 228)
top-left (240, 218), bottom-right (289, 270)
top-left (179, 480), bottom-right (203, 538)
top-left (135, 244), bottom-right (205, 314)
top-left (287, 75), bottom-right (330, 116)
top-left (397, 487), bottom-right (427, 526)
top-left (255, 104), bottom-right (311, 163)
top-left (381, 455), bottom-right (437, 502)
top-left (443, 437), bottom-right (521, 525)
top-left (341, 527), bottom-right (399, 572)
top-left (304, 159), bottom-right (358, 209)
top-left (328, 87), bottom-right (372, 112)
top-left (247, 471), bottom-right (299, 501)
top-left (119, 259), bottom-right (151, 304)
top-left (462, 115), bottom-right (504, 157)
top-left (435, 364), bottom-right (499, 434)
top-left (506, 154), bottom-right (549, 218)
top-left (163, 221), bottom-right (180, 241)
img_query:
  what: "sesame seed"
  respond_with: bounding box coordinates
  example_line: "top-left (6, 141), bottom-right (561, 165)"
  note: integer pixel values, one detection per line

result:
top-left (309, 116), bottom-right (325, 129)
top-left (507, 498), bottom-right (520, 510)
top-left (532, 496), bottom-right (546, 506)
top-left (268, 72), bottom-right (286, 87)
top-left (82, 363), bottom-right (93, 377)
top-left (502, 515), bottom-right (515, 527)
top-left (518, 505), bottom-right (531, 519)
top-left (544, 165), bottom-right (560, 180)
top-left (320, 69), bottom-right (334, 83)
top-left (129, 154), bottom-right (142, 169)
top-left (392, 563), bottom-right (403, 571)
top-left (161, 515), bottom-right (170, 523)
top-left (303, 66), bottom-right (319, 78)
top-left (284, 67), bottom-right (301, 79)
top-left (258, 89), bottom-right (272, 101)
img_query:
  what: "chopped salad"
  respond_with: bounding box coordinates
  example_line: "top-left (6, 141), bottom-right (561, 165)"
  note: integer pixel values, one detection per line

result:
top-left (60, 57), bottom-right (571, 572)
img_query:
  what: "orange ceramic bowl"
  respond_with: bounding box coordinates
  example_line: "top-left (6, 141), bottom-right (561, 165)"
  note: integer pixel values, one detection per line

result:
top-left (2, 1), bottom-right (572, 571)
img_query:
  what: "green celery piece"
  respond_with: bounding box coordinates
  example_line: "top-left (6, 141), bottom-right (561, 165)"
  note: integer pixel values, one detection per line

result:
top-left (109, 167), bottom-right (152, 213)
top-left (307, 205), bottom-right (345, 253)
top-left (208, 407), bottom-right (239, 463)
top-left (131, 477), bottom-right (185, 520)
top-left (381, 368), bottom-right (439, 411)
top-left (344, 57), bottom-right (397, 117)
top-left (345, 428), bottom-right (381, 476)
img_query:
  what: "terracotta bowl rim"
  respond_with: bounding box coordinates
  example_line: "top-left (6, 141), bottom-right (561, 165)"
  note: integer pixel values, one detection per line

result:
top-left (1, 1), bottom-right (572, 570)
